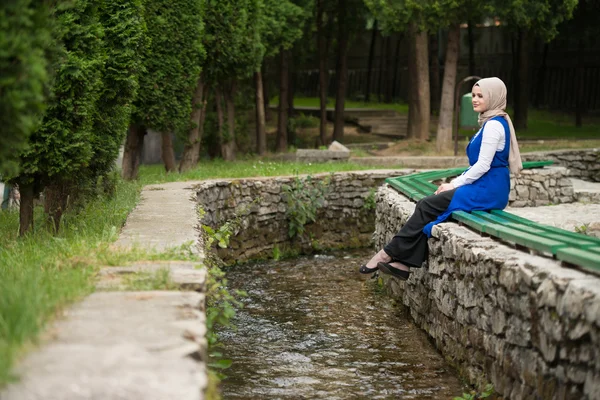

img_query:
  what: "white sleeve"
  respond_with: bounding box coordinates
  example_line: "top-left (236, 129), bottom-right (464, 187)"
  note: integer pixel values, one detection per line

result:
top-left (451, 120), bottom-right (506, 188)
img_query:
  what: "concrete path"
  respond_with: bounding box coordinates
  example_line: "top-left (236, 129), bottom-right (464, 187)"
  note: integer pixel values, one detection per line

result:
top-left (1, 182), bottom-right (208, 400)
top-left (114, 181), bottom-right (203, 253)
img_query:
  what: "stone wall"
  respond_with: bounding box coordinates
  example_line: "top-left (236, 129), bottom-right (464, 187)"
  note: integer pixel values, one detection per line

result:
top-left (374, 186), bottom-right (600, 400)
top-left (195, 170), bottom-right (410, 263)
top-left (509, 167), bottom-right (574, 207)
top-left (522, 149), bottom-right (600, 182)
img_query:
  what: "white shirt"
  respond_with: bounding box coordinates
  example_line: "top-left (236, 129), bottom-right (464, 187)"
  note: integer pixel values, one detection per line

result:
top-left (451, 120), bottom-right (506, 188)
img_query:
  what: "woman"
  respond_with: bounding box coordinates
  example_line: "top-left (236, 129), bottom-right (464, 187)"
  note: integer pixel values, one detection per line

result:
top-left (360, 77), bottom-right (522, 279)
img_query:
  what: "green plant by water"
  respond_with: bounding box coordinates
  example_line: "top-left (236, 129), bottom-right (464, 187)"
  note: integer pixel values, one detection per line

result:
top-left (453, 383), bottom-right (494, 400)
top-left (281, 174), bottom-right (332, 238)
top-left (363, 188), bottom-right (376, 211)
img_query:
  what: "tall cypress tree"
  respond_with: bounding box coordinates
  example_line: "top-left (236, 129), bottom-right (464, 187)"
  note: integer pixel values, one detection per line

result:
top-left (123, 0), bottom-right (205, 179)
top-left (16, 0), bottom-right (105, 234)
top-left (0, 1), bottom-right (54, 178)
top-left (90, 0), bottom-right (146, 191)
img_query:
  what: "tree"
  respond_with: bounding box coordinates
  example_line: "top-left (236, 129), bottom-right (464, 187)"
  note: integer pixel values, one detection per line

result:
top-left (554, 0), bottom-right (599, 127)
top-left (124, 0), bottom-right (204, 179)
top-left (365, 19), bottom-right (378, 103)
top-left (332, 0), bottom-right (368, 142)
top-left (203, 0), bottom-right (265, 160)
top-left (16, 0), bottom-right (105, 234)
top-left (0, 1), bottom-right (54, 179)
top-left (495, 0), bottom-right (578, 130)
top-left (316, 0), bottom-right (335, 145)
top-left (364, 0), bottom-right (430, 140)
top-left (91, 0), bottom-right (146, 186)
top-left (257, 0), bottom-right (305, 152)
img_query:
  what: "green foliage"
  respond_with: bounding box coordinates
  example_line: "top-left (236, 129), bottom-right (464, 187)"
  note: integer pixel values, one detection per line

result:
top-left (272, 245), bottom-right (282, 260)
top-left (575, 223), bottom-right (590, 236)
top-left (363, 188), bottom-right (377, 211)
top-left (89, 0), bottom-right (146, 186)
top-left (261, 0), bottom-right (305, 58)
top-left (0, 1), bottom-right (55, 178)
top-left (293, 113), bottom-right (319, 129)
top-left (453, 383), bottom-right (494, 400)
top-left (203, 0), bottom-right (265, 83)
top-left (201, 199), bottom-right (259, 249)
top-left (133, 0), bottom-right (205, 136)
top-left (281, 174), bottom-right (331, 238)
top-left (205, 264), bottom-right (245, 378)
top-left (17, 0), bottom-right (105, 188)
top-left (494, 0), bottom-right (578, 41)
top-left (365, 0), bottom-right (481, 33)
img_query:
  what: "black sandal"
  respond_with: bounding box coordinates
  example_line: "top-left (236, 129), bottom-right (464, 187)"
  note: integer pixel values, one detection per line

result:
top-left (377, 262), bottom-right (410, 280)
top-left (358, 264), bottom-right (378, 274)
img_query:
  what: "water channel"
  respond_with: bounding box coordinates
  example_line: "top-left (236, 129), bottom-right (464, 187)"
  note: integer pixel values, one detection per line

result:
top-left (217, 248), bottom-right (465, 399)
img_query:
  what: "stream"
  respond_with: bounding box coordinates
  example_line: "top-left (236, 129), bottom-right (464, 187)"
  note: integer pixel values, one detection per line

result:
top-left (216, 248), bottom-right (465, 399)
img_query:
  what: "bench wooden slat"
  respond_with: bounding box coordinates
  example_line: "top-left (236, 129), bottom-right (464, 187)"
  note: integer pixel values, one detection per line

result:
top-left (556, 248), bottom-right (600, 272)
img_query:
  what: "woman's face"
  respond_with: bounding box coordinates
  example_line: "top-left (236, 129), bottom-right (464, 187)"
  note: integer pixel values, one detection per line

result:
top-left (472, 85), bottom-right (486, 113)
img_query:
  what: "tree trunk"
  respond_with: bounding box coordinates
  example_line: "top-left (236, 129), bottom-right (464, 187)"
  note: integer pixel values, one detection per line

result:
top-left (179, 79), bottom-right (205, 172)
top-left (377, 35), bottom-right (385, 102)
top-left (513, 28), bottom-right (530, 130)
top-left (365, 20), bottom-right (378, 102)
top-left (407, 23), bottom-right (430, 140)
top-left (468, 21), bottom-right (475, 75)
top-left (575, 35), bottom-right (585, 127)
top-left (19, 183), bottom-right (35, 236)
top-left (392, 34), bottom-right (403, 102)
top-left (430, 32), bottom-right (441, 114)
top-left (276, 49), bottom-right (289, 152)
top-left (287, 63), bottom-right (296, 147)
top-left (384, 35), bottom-right (394, 103)
top-left (317, 0), bottom-right (329, 146)
top-left (255, 71), bottom-right (267, 155)
top-left (122, 124), bottom-right (146, 180)
top-left (533, 43), bottom-right (549, 108)
top-left (161, 132), bottom-right (177, 172)
top-left (44, 181), bottom-right (69, 233)
top-left (436, 24), bottom-right (460, 153)
top-left (222, 84), bottom-right (237, 161)
top-left (263, 63), bottom-right (271, 122)
top-left (333, 0), bottom-right (349, 142)
top-left (215, 87), bottom-right (224, 158)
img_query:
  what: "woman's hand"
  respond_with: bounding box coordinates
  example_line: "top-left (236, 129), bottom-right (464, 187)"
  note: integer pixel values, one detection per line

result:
top-left (435, 183), bottom-right (454, 195)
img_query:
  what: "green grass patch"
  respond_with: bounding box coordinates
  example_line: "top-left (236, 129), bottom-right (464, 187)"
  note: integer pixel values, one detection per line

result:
top-left (137, 159), bottom-right (380, 185)
top-left (271, 96), bottom-right (409, 114)
top-left (0, 179), bottom-right (141, 387)
top-left (122, 268), bottom-right (176, 291)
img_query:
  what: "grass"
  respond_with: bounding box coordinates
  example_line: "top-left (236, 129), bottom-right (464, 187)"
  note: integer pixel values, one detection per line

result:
top-left (122, 268), bottom-right (176, 291)
top-left (0, 179), bottom-right (141, 386)
top-left (271, 96), bottom-right (410, 114)
top-left (137, 159), bottom-right (383, 185)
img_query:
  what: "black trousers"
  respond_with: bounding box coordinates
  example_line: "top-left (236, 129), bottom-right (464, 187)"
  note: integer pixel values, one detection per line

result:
top-left (383, 189), bottom-right (456, 268)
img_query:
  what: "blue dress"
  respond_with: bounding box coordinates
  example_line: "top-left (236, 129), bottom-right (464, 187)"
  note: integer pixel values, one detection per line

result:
top-left (422, 116), bottom-right (511, 237)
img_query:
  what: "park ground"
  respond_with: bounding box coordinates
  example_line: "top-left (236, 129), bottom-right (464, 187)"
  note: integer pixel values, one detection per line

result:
top-left (0, 102), bottom-right (598, 390)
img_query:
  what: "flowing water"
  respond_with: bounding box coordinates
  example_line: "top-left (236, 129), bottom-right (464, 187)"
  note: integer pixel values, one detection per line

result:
top-left (217, 248), bottom-right (465, 399)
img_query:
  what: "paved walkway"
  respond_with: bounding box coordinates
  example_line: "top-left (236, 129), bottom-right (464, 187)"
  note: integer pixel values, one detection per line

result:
top-left (1, 182), bottom-right (207, 400)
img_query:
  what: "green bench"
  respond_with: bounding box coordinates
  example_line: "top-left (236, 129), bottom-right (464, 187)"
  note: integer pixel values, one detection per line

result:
top-left (385, 161), bottom-right (600, 274)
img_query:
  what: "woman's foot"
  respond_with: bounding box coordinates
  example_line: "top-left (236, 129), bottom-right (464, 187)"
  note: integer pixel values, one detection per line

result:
top-left (377, 261), bottom-right (410, 280)
top-left (359, 249), bottom-right (391, 274)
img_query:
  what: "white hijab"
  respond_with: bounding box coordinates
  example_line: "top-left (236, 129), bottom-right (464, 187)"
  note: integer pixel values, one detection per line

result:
top-left (475, 77), bottom-right (523, 175)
